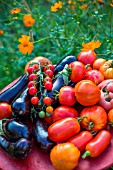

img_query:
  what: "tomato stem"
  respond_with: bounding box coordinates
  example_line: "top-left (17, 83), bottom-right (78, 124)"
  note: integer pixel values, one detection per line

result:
top-left (82, 151), bottom-right (91, 159)
top-left (88, 122), bottom-right (94, 130)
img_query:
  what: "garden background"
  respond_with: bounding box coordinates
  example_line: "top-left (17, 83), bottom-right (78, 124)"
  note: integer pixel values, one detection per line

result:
top-left (0, 0), bottom-right (113, 169)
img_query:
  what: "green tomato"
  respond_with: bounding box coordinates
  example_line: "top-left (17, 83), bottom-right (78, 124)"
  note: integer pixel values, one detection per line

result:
top-left (38, 111), bottom-right (45, 118)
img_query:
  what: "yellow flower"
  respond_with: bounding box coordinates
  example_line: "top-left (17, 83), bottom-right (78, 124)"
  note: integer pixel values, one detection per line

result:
top-left (0, 30), bottom-right (4, 36)
top-left (80, 4), bottom-right (88, 9)
top-left (10, 8), bottom-right (21, 14)
top-left (23, 14), bottom-right (35, 27)
top-left (110, 3), bottom-right (113, 7)
top-left (68, 0), bottom-right (72, 4)
top-left (18, 35), bottom-right (34, 55)
top-left (51, 1), bottom-right (62, 12)
top-left (81, 40), bottom-right (101, 52)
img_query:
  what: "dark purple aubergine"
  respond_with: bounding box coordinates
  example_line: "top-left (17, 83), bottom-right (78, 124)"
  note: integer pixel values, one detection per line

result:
top-left (0, 73), bottom-right (28, 104)
top-left (2, 119), bottom-right (32, 141)
top-left (54, 55), bottom-right (77, 74)
top-left (11, 87), bottom-right (31, 118)
top-left (33, 118), bottom-right (55, 153)
top-left (0, 135), bottom-right (32, 159)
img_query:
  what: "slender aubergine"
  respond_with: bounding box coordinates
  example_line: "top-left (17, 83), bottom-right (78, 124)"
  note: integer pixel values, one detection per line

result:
top-left (33, 117), bottom-right (55, 153)
top-left (0, 135), bottom-right (32, 159)
top-left (11, 87), bottom-right (31, 118)
top-left (0, 73), bottom-right (28, 104)
top-left (2, 119), bottom-right (32, 141)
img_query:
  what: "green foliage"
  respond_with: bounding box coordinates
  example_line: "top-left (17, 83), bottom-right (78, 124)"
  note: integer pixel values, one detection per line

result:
top-left (0, 0), bottom-right (113, 90)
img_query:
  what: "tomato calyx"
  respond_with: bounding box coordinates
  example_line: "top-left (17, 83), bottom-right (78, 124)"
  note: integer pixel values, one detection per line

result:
top-left (82, 151), bottom-right (91, 159)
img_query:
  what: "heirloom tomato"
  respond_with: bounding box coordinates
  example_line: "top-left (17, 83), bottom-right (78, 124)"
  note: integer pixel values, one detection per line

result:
top-left (68, 61), bottom-right (86, 83)
top-left (93, 58), bottom-right (106, 70)
top-left (53, 106), bottom-right (78, 122)
top-left (108, 109), bottom-right (113, 126)
top-left (84, 69), bottom-right (104, 85)
top-left (24, 56), bottom-right (52, 72)
top-left (0, 102), bottom-right (12, 119)
top-left (80, 105), bottom-right (107, 131)
top-left (59, 86), bottom-right (76, 106)
top-left (74, 80), bottom-right (101, 106)
top-left (77, 50), bottom-right (97, 67)
top-left (99, 60), bottom-right (113, 79)
top-left (50, 143), bottom-right (80, 170)
top-left (48, 117), bottom-right (80, 142)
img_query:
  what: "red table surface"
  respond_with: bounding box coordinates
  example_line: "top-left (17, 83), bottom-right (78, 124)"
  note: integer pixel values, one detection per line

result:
top-left (0, 78), bottom-right (113, 170)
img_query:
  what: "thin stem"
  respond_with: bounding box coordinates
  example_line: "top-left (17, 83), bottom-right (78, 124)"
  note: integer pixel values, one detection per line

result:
top-left (33, 36), bottom-right (51, 43)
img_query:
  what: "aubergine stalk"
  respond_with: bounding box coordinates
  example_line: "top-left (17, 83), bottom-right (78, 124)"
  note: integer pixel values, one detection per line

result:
top-left (0, 73), bottom-right (29, 104)
top-left (32, 116), bottom-right (55, 153)
top-left (11, 87), bottom-right (31, 119)
top-left (0, 135), bottom-right (32, 159)
top-left (2, 118), bottom-right (32, 141)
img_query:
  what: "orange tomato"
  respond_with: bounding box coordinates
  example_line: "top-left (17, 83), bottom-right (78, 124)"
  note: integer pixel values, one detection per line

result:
top-left (93, 58), bottom-right (106, 70)
top-left (50, 143), bottom-right (80, 170)
top-left (108, 109), bottom-right (113, 126)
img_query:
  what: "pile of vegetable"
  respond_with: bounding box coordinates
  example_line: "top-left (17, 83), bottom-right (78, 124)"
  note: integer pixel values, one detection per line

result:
top-left (0, 51), bottom-right (113, 170)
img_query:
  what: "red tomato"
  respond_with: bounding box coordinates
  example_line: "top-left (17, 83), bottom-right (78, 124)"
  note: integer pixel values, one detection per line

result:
top-left (68, 131), bottom-right (93, 151)
top-left (77, 50), bottom-right (97, 67)
top-left (68, 61), bottom-right (86, 82)
top-left (93, 58), bottom-right (106, 70)
top-left (0, 102), bottom-right (12, 119)
top-left (84, 69), bottom-right (104, 85)
top-left (108, 109), bottom-right (113, 126)
top-left (59, 86), bottom-right (76, 106)
top-left (43, 97), bottom-right (52, 105)
top-left (48, 117), bottom-right (80, 142)
top-left (53, 106), bottom-right (78, 122)
top-left (80, 105), bottom-right (107, 132)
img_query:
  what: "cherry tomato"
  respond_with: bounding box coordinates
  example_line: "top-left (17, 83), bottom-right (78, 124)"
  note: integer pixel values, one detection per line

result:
top-left (48, 117), bottom-right (80, 142)
top-left (28, 86), bottom-right (37, 95)
top-left (45, 115), bottom-right (53, 124)
top-left (44, 77), bottom-right (52, 83)
top-left (80, 105), bottom-right (107, 132)
top-left (27, 66), bottom-right (35, 74)
top-left (0, 102), bottom-right (12, 119)
top-left (31, 96), bottom-right (39, 105)
top-left (38, 111), bottom-right (46, 118)
top-left (46, 106), bottom-right (53, 114)
top-left (28, 81), bottom-right (36, 88)
top-left (43, 97), bottom-right (52, 105)
top-left (28, 74), bottom-right (38, 81)
top-left (44, 70), bottom-right (53, 78)
top-left (93, 58), bottom-right (106, 70)
top-left (68, 61), bottom-right (86, 82)
top-left (59, 86), bottom-right (76, 106)
top-left (44, 81), bottom-right (53, 91)
top-left (53, 106), bottom-right (78, 122)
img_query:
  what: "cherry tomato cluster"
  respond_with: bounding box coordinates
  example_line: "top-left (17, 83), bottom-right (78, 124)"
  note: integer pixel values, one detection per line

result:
top-left (27, 63), bottom-right (54, 118)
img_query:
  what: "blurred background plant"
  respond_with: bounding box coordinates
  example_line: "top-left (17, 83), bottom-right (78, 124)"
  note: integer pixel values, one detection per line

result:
top-left (0, 0), bottom-right (113, 90)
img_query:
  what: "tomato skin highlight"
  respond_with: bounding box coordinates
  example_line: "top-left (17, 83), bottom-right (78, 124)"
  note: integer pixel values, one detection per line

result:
top-left (82, 130), bottom-right (111, 158)
top-left (68, 131), bottom-right (93, 151)
top-left (48, 117), bottom-right (80, 142)
top-left (53, 106), bottom-right (78, 122)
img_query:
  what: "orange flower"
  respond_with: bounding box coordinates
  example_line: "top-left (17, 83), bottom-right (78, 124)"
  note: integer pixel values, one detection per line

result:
top-left (23, 14), bottom-right (35, 27)
top-left (51, 1), bottom-right (62, 12)
top-left (81, 40), bottom-right (101, 52)
top-left (10, 8), bottom-right (21, 14)
top-left (80, 4), bottom-right (88, 9)
top-left (110, 3), bottom-right (113, 7)
top-left (0, 30), bottom-right (4, 36)
top-left (18, 35), bottom-right (34, 55)
top-left (98, 0), bottom-right (102, 2)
